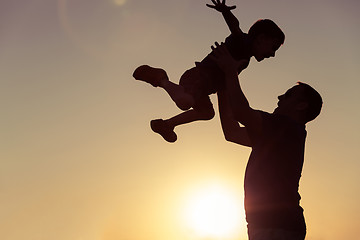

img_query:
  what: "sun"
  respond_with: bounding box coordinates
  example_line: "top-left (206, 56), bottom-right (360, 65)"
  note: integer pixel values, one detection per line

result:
top-left (183, 184), bottom-right (244, 239)
top-left (112, 0), bottom-right (127, 6)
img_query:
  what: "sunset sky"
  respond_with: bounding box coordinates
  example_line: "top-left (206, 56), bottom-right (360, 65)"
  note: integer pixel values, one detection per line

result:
top-left (1, 0), bottom-right (360, 239)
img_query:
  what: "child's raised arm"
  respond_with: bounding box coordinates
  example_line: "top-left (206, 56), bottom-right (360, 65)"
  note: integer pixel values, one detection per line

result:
top-left (206, 0), bottom-right (242, 35)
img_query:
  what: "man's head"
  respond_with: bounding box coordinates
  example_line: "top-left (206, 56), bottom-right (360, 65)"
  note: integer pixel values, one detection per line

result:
top-left (274, 82), bottom-right (323, 123)
top-left (249, 19), bottom-right (285, 62)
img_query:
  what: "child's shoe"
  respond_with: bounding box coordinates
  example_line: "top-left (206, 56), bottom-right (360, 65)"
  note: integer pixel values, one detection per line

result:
top-left (150, 119), bottom-right (177, 143)
top-left (133, 65), bottom-right (168, 87)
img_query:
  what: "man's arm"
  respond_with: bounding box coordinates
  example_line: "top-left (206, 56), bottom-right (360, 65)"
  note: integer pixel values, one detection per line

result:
top-left (207, 0), bottom-right (243, 35)
top-left (217, 90), bottom-right (252, 147)
top-left (210, 43), bottom-right (263, 138)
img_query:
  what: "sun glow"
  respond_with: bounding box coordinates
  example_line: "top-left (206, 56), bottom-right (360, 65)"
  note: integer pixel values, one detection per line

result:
top-left (112, 0), bottom-right (127, 6)
top-left (183, 184), bottom-right (244, 239)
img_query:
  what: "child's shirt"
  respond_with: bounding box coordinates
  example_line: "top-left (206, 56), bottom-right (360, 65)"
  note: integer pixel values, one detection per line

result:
top-left (194, 32), bottom-right (252, 95)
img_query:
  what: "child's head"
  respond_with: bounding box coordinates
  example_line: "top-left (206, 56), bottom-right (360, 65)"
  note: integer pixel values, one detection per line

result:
top-left (248, 19), bottom-right (285, 62)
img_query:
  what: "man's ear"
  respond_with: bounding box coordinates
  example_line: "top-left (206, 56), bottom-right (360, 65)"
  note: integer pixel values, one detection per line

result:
top-left (296, 101), bottom-right (308, 111)
top-left (255, 33), bottom-right (266, 43)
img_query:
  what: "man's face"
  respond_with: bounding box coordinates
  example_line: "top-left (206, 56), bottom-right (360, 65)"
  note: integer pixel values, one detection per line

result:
top-left (253, 35), bottom-right (282, 62)
top-left (274, 85), bottom-right (306, 115)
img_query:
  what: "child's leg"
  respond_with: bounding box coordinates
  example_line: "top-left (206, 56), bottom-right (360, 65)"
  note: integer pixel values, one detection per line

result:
top-left (150, 96), bottom-right (215, 142)
top-left (133, 65), bottom-right (195, 110)
top-left (166, 97), bottom-right (215, 127)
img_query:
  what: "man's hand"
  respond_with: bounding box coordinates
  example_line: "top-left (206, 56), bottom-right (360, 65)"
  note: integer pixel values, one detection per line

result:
top-left (206, 0), bottom-right (236, 12)
top-left (209, 42), bottom-right (248, 75)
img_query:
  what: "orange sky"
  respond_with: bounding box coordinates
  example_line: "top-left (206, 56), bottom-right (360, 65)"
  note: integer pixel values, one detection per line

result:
top-left (1, 0), bottom-right (360, 239)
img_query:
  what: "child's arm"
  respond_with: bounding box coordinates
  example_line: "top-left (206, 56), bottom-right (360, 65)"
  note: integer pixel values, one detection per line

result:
top-left (207, 0), bottom-right (242, 35)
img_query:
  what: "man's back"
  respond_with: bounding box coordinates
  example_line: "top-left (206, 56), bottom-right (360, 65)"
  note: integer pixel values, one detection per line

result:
top-left (245, 111), bottom-right (307, 232)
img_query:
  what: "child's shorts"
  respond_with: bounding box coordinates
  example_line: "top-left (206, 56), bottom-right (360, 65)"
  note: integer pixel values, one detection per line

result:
top-left (179, 64), bottom-right (224, 110)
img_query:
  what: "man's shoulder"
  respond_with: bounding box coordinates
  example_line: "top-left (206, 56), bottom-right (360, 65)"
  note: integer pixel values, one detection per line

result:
top-left (263, 113), bottom-right (307, 138)
top-left (260, 112), bottom-right (293, 133)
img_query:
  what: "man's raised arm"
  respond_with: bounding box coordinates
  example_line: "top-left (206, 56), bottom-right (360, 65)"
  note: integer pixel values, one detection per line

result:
top-left (207, 0), bottom-right (243, 35)
top-left (209, 43), bottom-right (262, 138)
top-left (217, 90), bottom-right (252, 147)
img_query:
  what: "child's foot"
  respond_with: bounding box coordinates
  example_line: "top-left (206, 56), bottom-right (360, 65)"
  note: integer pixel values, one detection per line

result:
top-left (150, 119), bottom-right (177, 143)
top-left (133, 65), bottom-right (168, 87)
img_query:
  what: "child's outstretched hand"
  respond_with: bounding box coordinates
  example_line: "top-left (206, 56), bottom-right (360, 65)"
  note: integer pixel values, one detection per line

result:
top-left (206, 0), bottom-right (236, 12)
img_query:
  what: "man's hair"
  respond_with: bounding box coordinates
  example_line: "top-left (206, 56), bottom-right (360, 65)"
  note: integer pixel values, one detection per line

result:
top-left (248, 19), bottom-right (285, 44)
top-left (297, 82), bottom-right (323, 122)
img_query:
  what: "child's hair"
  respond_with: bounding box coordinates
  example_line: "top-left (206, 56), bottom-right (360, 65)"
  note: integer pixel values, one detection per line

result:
top-left (297, 82), bottom-right (323, 122)
top-left (248, 19), bottom-right (285, 44)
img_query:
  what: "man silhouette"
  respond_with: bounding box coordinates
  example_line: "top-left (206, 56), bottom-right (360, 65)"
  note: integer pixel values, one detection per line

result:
top-left (211, 43), bottom-right (323, 240)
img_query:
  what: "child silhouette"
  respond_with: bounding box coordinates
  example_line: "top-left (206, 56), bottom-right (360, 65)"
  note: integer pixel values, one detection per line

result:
top-left (133, 0), bottom-right (285, 142)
